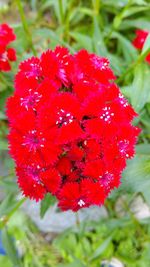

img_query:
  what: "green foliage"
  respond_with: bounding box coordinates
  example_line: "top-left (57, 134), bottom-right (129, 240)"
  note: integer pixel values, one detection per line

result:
top-left (124, 64), bottom-right (150, 112)
top-left (0, 0), bottom-right (150, 266)
top-left (1, 228), bottom-right (22, 267)
top-left (54, 216), bottom-right (150, 267)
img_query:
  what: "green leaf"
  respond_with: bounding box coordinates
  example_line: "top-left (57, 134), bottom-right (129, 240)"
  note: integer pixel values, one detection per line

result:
top-left (0, 256), bottom-right (12, 267)
top-left (69, 258), bottom-right (86, 267)
top-left (0, 111), bottom-right (6, 120)
top-left (89, 234), bottom-right (114, 261)
top-left (132, 0), bottom-right (147, 4)
top-left (112, 32), bottom-right (137, 63)
top-left (33, 28), bottom-right (75, 52)
top-left (121, 154), bottom-right (150, 204)
top-left (1, 228), bottom-right (22, 267)
top-left (121, 18), bottom-right (150, 30)
top-left (123, 6), bottom-right (150, 18)
top-left (0, 196), bottom-right (26, 229)
top-left (0, 140), bottom-right (8, 150)
top-left (136, 144), bottom-right (150, 156)
top-left (103, 0), bottom-right (128, 9)
top-left (79, 7), bottom-right (93, 17)
top-left (92, 17), bottom-right (107, 56)
top-left (58, 260), bottom-right (86, 267)
top-left (108, 53), bottom-right (124, 76)
top-left (52, 0), bottom-right (67, 24)
top-left (69, 32), bottom-right (93, 52)
top-left (0, 194), bottom-right (16, 218)
top-left (68, 8), bottom-right (85, 26)
top-left (126, 64), bottom-right (150, 112)
top-left (40, 193), bottom-right (56, 218)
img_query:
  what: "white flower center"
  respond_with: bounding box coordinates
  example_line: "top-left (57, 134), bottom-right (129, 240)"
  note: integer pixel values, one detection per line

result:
top-left (56, 109), bottom-right (74, 126)
top-left (100, 106), bottom-right (114, 123)
top-left (78, 199), bottom-right (85, 207)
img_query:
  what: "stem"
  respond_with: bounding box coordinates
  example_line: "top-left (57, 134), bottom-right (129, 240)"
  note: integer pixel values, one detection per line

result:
top-left (105, 0), bottom-right (132, 44)
top-left (16, 0), bottom-right (37, 56)
top-left (75, 212), bottom-right (89, 264)
top-left (117, 48), bottom-right (150, 83)
top-left (92, 0), bottom-right (101, 15)
top-left (75, 211), bottom-right (80, 228)
top-left (58, 0), bottom-right (64, 24)
top-left (0, 197), bottom-right (26, 229)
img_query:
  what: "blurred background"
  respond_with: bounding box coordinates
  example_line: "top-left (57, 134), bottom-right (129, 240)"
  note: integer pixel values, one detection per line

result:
top-left (0, 0), bottom-right (150, 266)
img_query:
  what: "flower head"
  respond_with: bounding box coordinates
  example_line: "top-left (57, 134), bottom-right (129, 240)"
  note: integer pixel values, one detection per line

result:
top-left (6, 46), bottom-right (140, 212)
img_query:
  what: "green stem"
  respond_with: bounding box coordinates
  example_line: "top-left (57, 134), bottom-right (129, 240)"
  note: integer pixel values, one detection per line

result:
top-left (117, 49), bottom-right (150, 83)
top-left (75, 212), bottom-right (89, 264)
top-left (0, 197), bottom-right (26, 229)
top-left (75, 211), bottom-right (80, 228)
top-left (105, 0), bottom-right (132, 44)
top-left (92, 0), bottom-right (101, 15)
top-left (16, 0), bottom-right (37, 56)
top-left (58, 0), bottom-right (64, 24)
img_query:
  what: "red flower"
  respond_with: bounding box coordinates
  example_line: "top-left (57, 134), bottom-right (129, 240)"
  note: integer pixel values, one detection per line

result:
top-left (39, 168), bottom-right (61, 194)
top-left (0, 24), bottom-right (16, 46)
top-left (16, 162), bottom-right (47, 201)
top-left (57, 157), bottom-right (72, 176)
top-left (0, 23), bottom-right (16, 72)
top-left (8, 111), bottom-right (61, 165)
top-left (16, 163), bottom-right (61, 200)
top-left (58, 179), bottom-right (105, 211)
top-left (132, 29), bottom-right (150, 63)
top-left (6, 46), bottom-right (140, 211)
top-left (38, 92), bottom-right (84, 144)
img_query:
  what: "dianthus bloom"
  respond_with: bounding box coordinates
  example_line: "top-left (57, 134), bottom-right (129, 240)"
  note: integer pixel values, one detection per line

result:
top-left (6, 47), bottom-right (140, 211)
top-left (0, 23), bottom-right (16, 71)
top-left (132, 29), bottom-right (150, 64)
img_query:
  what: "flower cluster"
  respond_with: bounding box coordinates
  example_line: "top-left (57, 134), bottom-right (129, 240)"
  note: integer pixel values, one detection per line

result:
top-left (132, 29), bottom-right (150, 64)
top-left (6, 47), bottom-right (140, 212)
top-left (0, 23), bottom-right (16, 71)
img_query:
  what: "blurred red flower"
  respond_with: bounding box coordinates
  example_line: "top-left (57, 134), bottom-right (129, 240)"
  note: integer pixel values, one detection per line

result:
top-left (0, 23), bottom-right (16, 71)
top-left (132, 29), bottom-right (150, 64)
